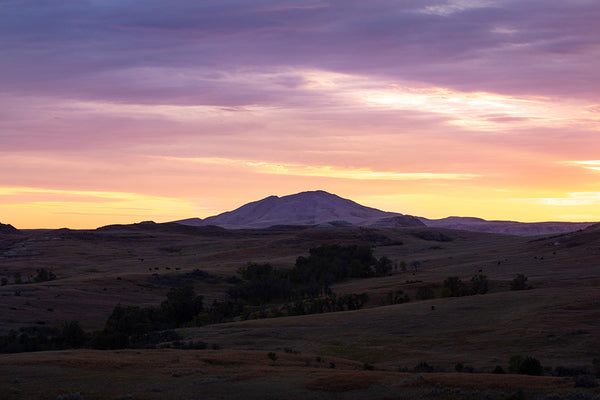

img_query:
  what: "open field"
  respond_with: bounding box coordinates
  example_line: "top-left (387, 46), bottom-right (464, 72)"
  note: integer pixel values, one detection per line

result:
top-left (1, 223), bottom-right (600, 398)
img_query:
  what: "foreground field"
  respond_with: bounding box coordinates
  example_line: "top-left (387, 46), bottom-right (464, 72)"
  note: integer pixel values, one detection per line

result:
top-left (0, 349), bottom-right (592, 400)
top-left (1, 223), bottom-right (600, 398)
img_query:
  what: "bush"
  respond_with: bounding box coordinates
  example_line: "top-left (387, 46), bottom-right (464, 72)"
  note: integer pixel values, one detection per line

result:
top-left (416, 286), bottom-right (435, 300)
top-left (505, 389), bottom-right (526, 400)
top-left (441, 277), bottom-right (469, 297)
top-left (493, 365), bottom-right (506, 374)
top-left (56, 393), bottom-right (84, 400)
top-left (387, 289), bottom-right (410, 304)
top-left (34, 268), bottom-right (56, 282)
top-left (414, 361), bottom-right (435, 373)
top-left (61, 321), bottom-right (87, 348)
top-left (510, 274), bottom-right (531, 290)
top-left (471, 274), bottom-right (488, 294)
top-left (375, 256), bottom-right (393, 276)
top-left (509, 355), bottom-right (543, 376)
top-left (574, 375), bottom-right (598, 388)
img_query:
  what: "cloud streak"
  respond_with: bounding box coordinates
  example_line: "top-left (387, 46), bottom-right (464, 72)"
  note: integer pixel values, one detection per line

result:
top-left (1, 0), bottom-right (599, 227)
top-left (153, 156), bottom-right (482, 181)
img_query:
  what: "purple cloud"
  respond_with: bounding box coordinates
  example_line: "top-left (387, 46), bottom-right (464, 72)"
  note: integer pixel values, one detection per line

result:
top-left (2, 0), bottom-right (599, 107)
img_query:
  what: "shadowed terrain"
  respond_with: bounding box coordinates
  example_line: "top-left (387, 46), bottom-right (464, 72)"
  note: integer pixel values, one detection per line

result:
top-left (1, 221), bottom-right (599, 399)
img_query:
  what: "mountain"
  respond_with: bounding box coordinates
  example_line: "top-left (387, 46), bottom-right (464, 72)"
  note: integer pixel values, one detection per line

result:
top-left (419, 216), bottom-right (595, 236)
top-left (173, 190), bottom-right (425, 229)
top-left (0, 222), bottom-right (20, 234)
top-left (172, 190), bottom-right (597, 235)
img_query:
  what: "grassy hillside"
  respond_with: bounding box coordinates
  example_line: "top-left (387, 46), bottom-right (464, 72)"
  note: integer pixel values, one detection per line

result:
top-left (1, 223), bottom-right (599, 398)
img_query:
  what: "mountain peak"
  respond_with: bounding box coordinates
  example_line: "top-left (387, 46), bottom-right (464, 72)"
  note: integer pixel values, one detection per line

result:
top-left (173, 190), bottom-right (424, 229)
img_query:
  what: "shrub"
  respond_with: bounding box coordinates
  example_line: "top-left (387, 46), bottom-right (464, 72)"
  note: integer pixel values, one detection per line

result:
top-left (56, 393), bottom-right (84, 400)
top-left (416, 286), bottom-right (435, 300)
top-left (509, 355), bottom-right (543, 376)
top-left (414, 361), bottom-right (435, 373)
top-left (493, 365), bottom-right (506, 374)
top-left (510, 274), bottom-right (531, 290)
top-left (505, 389), bottom-right (526, 400)
top-left (375, 256), bottom-right (393, 276)
top-left (471, 274), bottom-right (489, 294)
top-left (61, 321), bottom-right (87, 348)
top-left (267, 352), bottom-right (277, 364)
top-left (574, 375), bottom-right (598, 388)
top-left (441, 277), bottom-right (469, 297)
top-left (34, 268), bottom-right (56, 282)
top-left (387, 289), bottom-right (410, 304)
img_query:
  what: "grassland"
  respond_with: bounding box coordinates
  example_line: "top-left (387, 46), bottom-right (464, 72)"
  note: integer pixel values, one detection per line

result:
top-left (1, 223), bottom-right (599, 399)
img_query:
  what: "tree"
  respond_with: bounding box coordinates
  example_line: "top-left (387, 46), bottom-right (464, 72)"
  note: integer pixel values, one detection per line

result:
top-left (471, 274), bottom-right (489, 294)
top-left (161, 287), bottom-right (204, 325)
top-left (375, 256), bottom-right (393, 276)
top-left (61, 321), bottom-right (87, 348)
top-left (509, 355), bottom-right (542, 375)
top-left (510, 274), bottom-right (531, 291)
top-left (238, 262), bottom-right (273, 281)
top-left (441, 276), bottom-right (468, 297)
top-left (416, 286), bottom-right (435, 300)
top-left (34, 268), bottom-right (56, 282)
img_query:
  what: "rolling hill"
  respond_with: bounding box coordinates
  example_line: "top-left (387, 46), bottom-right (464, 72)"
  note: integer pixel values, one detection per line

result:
top-left (172, 190), bottom-right (596, 235)
top-left (173, 190), bottom-right (425, 229)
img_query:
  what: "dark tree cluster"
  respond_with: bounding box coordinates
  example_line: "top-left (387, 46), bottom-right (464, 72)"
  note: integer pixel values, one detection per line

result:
top-left (229, 245), bottom-right (390, 305)
top-left (281, 293), bottom-right (369, 316)
top-left (510, 274), bottom-right (532, 290)
top-left (292, 244), bottom-right (391, 287)
top-left (0, 321), bottom-right (87, 353)
top-left (441, 274), bottom-right (489, 297)
top-left (91, 286), bottom-right (207, 349)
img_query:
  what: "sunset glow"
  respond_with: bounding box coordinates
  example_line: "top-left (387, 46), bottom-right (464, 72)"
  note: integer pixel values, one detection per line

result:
top-left (2, 1), bottom-right (600, 228)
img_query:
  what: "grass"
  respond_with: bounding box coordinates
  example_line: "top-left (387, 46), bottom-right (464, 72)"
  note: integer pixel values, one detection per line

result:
top-left (1, 223), bottom-right (600, 398)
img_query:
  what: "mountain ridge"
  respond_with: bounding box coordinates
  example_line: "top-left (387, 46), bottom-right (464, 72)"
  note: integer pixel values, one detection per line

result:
top-left (172, 190), bottom-right (596, 235)
top-left (173, 190), bottom-right (424, 229)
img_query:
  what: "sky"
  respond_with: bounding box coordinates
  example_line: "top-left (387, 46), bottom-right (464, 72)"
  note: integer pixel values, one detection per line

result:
top-left (1, 0), bottom-right (600, 229)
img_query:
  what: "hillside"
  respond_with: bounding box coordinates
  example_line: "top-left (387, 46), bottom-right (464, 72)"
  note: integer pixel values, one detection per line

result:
top-left (174, 190), bottom-right (425, 229)
top-left (421, 216), bottom-right (595, 236)
top-left (0, 222), bottom-right (20, 234)
top-left (172, 190), bottom-right (596, 235)
top-left (1, 223), bottom-right (599, 399)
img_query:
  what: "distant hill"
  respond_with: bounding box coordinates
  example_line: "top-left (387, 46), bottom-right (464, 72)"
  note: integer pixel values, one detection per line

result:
top-left (96, 220), bottom-right (230, 236)
top-left (172, 190), bottom-right (596, 235)
top-left (0, 222), bottom-right (20, 234)
top-left (419, 216), bottom-right (595, 236)
top-left (173, 190), bottom-right (425, 229)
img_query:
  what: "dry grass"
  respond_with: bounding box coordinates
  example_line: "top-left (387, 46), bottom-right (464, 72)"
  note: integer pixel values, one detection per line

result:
top-left (1, 224), bottom-right (600, 398)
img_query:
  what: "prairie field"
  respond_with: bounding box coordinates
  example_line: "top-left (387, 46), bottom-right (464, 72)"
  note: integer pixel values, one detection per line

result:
top-left (1, 223), bottom-right (599, 399)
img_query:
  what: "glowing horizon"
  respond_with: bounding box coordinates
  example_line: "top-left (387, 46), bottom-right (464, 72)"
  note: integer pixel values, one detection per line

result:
top-left (2, 1), bottom-right (600, 229)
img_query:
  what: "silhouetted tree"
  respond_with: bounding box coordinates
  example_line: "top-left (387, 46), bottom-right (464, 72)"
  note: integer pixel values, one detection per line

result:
top-left (441, 276), bottom-right (469, 297)
top-left (471, 274), bottom-right (489, 294)
top-left (510, 274), bottom-right (531, 290)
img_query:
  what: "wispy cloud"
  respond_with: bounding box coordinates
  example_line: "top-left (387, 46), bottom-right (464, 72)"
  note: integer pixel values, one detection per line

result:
top-left (153, 156), bottom-right (481, 181)
top-left (513, 192), bottom-right (600, 207)
top-left (561, 160), bottom-right (600, 171)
